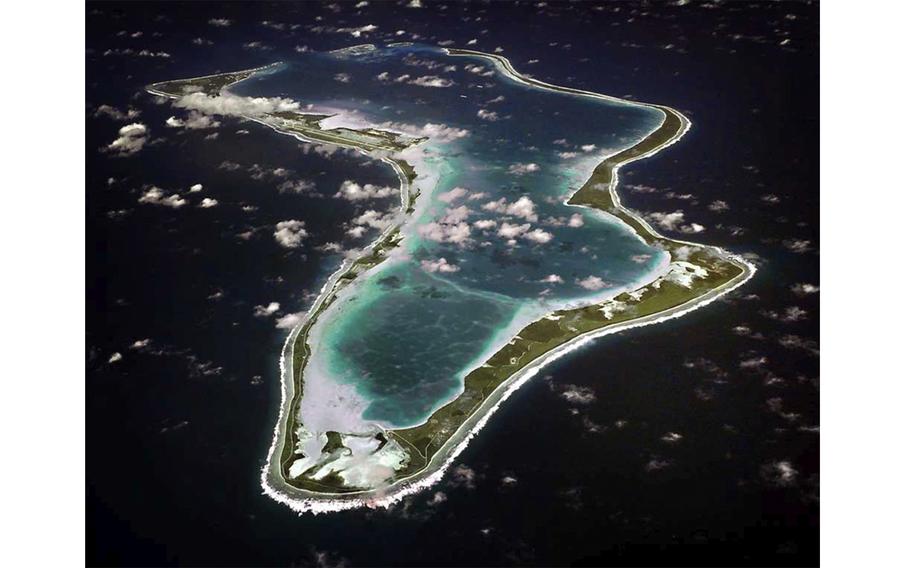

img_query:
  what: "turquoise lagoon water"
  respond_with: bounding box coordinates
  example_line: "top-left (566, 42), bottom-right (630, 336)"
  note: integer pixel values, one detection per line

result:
top-left (234, 45), bottom-right (668, 427)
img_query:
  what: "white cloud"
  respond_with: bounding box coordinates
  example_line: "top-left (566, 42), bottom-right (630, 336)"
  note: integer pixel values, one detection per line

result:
top-left (410, 75), bottom-right (455, 88)
top-left (138, 186), bottom-right (186, 208)
top-left (407, 0), bottom-right (423, 8)
top-left (645, 458), bottom-right (671, 472)
top-left (482, 196), bottom-right (538, 222)
top-left (165, 111), bottom-right (221, 130)
top-left (347, 226), bottom-right (367, 239)
top-left (106, 123), bottom-right (148, 156)
top-left (247, 164), bottom-right (291, 181)
top-left (507, 162), bottom-right (540, 175)
top-left (523, 228), bottom-right (553, 244)
top-left (441, 205), bottom-right (471, 225)
top-left (568, 213), bottom-right (584, 227)
top-left (580, 144), bottom-right (597, 152)
top-left (275, 312), bottom-right (305, 329)
top-left (277, 180), bottom-right (317, 195)
top-left (199, 197), bottom-right (219, 208)
top-left (274, 220), bottom-right (308, 248)
top-left (450, 464), bottom-right (476, 489)
top-left (173, 92), bottom-right (300, 118)
top-left (418, 221), bottom-right (472, 245)
top-left (762, 460), bottom-right (798, 486)
top-left (208, 17), bottom-right (232, 27)
top-left (647, 210), bottom-right (685, 231)
top-left (334, 180), bottom-right (398, 201)
top-left (497, 222), bottom-right (530, 239)
top-left (94, 104), bottom-right (141, 120)
top-left (708, 200), bottom-right (730, 212)
top-left (739, 356), bottom-right (768, 369)
top-left (334, 73), bottom-right (352, 83)
top-left (103, 48), bottom-right (171, 58)
top-left (762, 306), bottom-right (808, 323)
top-left (646, 210), bottom-right (705, 233)
top-left (352, 209), bottom-right (395, 229)
top-left (189, 183), bottom-right (203, 192)
top-left (464, 64), bottom-right (494, 77)
top-left (253, 302), bottom-right (281, 317)
top-left (540, 274), bottom-right (564, 284)
top-left (778, 334), bottom-right (819, 355)
top-left (336, 24), bottom-right (378, 37)
top-left (420, 257), bottom-right (461, 273)
top-left (108, 352), bottom-right (123, 364)
top-left (472, 219), bottom-right (497, 230)
top-left (560, 385), bottom-right (596, 404)
top-left (317, 242), bottom-right (345, 254)
top-left (438, 187), bottom-right (469, 203)
top-left (243, 42), bottom-right (271, 51)
top-left (477, 109), bottom-right (499, 121)
top-left (783, 239), bottom-right (813, 254)
top-left (577, 275), bottom-right (607, 290)
top-left (381, 121), bottom-right (470, 142)
top-left (790, 283), bottom-right (820, 296)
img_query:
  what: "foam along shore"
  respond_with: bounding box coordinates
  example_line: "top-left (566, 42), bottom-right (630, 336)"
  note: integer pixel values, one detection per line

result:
top-left (147, 47), bottom-right (755, 514)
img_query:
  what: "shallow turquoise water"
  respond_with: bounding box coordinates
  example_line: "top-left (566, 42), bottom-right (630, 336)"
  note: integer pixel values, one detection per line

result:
top-left (235, 45), bottom-right (668, 427)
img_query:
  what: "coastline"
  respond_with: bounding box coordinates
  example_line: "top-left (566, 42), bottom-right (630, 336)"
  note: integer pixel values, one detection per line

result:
top-left (264, 49), bottom-right (755, 513)
top-left (146, 47), bottom-right (756, 515)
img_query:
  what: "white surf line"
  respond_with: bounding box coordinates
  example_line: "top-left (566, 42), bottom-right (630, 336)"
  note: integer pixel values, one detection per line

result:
top-left (256, 47), bottom-right (757, 514)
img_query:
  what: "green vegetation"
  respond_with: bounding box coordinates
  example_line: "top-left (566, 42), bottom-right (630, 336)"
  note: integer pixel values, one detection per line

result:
top-left (149, 65), bottom-right (273, 97)
top-left (322, 431), bottom-right (348, 454)
top-left (392, 159), bottom-right (418, 185)
top-left (567, 108), bottom-right (682, 244)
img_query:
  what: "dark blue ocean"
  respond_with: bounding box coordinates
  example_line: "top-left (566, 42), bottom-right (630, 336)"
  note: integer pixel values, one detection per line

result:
top-left (87, 2), bottom-right (819, 566)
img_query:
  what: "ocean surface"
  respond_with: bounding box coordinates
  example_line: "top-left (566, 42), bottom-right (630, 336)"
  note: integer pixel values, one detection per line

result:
top-left (87, 2), bottom-right (819, 566)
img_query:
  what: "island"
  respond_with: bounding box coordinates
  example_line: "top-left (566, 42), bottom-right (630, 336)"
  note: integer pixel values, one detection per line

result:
top-left (148, 44), bottom-right (755, 514)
